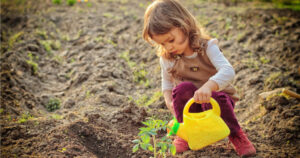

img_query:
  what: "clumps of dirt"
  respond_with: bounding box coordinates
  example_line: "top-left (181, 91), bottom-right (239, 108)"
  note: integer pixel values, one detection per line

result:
top-left (260, 92), bottom-right (299, 145)
top-left (243, 88), bottom-right (300, 157)
top-left (0, 50), bottom-right (40, 116)
top-left (1, 0), bottom-right (300, 157)
top-left (68, 121), bottom-right (132, 158)
top-left (105, 102), bottom-right (148, 135)
top-left (0, 118), bottom-right (60, 157)
top-left (263, 71), bottom-right (300, 93)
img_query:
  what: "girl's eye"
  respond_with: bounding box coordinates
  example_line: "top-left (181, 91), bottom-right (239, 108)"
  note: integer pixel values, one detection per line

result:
top-left (169, 39), bottom-right (174, 43)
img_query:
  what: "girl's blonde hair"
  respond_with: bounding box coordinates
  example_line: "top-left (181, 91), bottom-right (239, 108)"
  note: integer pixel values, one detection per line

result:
top-left (142, 0), bottom-right (211, 59)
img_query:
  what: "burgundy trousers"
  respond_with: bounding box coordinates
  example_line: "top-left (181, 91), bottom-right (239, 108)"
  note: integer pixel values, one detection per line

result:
top-left (172, 82), bottom-right (241, 136)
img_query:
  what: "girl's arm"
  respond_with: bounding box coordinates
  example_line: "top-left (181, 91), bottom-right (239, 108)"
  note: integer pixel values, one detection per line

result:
top-left (206, 39), bottom-right (235, 90)
top-left (194, 80), bottom-right (219, 103)
top-left (163, 90), bottom-right (175, 116)
top-left (194, 39), bottom-right (235, 103)
top-left (160, 57), bottom-right (176, 115)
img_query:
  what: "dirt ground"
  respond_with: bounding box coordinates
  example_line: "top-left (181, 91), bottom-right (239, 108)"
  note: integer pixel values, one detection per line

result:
top-left (1, 0), bottom-right (299, 157)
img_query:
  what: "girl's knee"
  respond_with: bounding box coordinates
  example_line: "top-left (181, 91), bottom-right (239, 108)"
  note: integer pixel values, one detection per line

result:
top-left (172, 82), bottom-right (197, 95)
top-left (211, 91), bottom-right (235, 109)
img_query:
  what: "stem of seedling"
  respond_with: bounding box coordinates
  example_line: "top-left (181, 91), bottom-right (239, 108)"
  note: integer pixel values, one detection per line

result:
top-left (153, 135), bottom-right (157, 158)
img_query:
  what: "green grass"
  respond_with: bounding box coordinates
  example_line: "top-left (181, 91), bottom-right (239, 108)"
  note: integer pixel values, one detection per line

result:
top-left (26, 52), bottom-right (39, 74)
top-left (54, 55), bottom-right (64, 64)
top-left (40, 40), bottom-right (52, 55)
top-left (51, 114), bottom-right (63, 120)
top-left (120, 51), bottom-right (136, 68)
top-left (18, 112), bottom-right (34, 123)
top-left (264, 72), bottom-right (281, 90)
top-left (36, 30), bottom-right (48, 40)
top-left (0, 0), bottom-right (29, 14)
top-left (249, 0), bottom-right (300, 11)
top-left (120, 51), bottom-right (150, 87)
top-left (272, 0), bottom-right (300, 11)
top-left (260, 56), bottom-right (270, 64)
top-left (134, 91), bottom-right (163, 107)
top-left (87, 2), bottom-right (92, 7)
top-left (8, 31), bottom-right (23, 48)
top-left (51, 40), bottom-right (61, 50)
top-left (103, 12), bottom-right (113, 18)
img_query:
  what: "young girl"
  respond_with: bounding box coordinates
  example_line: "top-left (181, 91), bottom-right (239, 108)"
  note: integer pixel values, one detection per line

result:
top-left (142, 0), bottom-right (256, 157)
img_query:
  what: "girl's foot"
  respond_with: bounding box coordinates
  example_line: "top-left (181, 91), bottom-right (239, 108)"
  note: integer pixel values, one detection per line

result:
top-left (173, 136), bottom-right (189, 153)
top-left (229, 129), bottom-right (256, 157)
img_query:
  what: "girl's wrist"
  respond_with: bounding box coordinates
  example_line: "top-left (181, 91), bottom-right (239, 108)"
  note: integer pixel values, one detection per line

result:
top-left (205, 80), bottom-right (219, 91)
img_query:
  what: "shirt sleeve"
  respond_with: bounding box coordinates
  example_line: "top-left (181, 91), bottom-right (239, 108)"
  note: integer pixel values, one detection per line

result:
top-left (160, 57), bottom-right (174, 91)
top-left (206, 39), bottom-right (235, 91)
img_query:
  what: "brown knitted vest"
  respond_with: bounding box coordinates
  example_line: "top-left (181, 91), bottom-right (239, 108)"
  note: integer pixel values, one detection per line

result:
top-left (167, 52), bottom-right (239, 101)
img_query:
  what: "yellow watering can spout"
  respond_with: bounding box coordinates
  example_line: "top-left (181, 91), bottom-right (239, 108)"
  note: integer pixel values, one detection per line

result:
top-left (167, 98), bottom-right (230, 150)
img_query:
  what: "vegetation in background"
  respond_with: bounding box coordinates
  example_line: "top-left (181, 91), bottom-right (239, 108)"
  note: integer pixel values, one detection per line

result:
top-left (259, 0), bottom-right (300, 10)
top-left (218, 0), bottom-right (300, 11)
top-left (67, 0), bottom-right (76, 6)
top-left (46, 98), bottom-right (61, 112)
top-left (241, 52), bottom-right (259, 69)
top-left (0, 0), bottom-right (34, 14)
top-left (8, 31), bottom-right (23, 49)
top-left (26, 52), bottom-right (39, 74)
top-left (18, 112), bottom-right (34, 123)
top-left (51, 0), bottom-right (77, 6)
top-left (264, 72), bottom-right (281, 90)
top-left (120, 51), bottom-right (150, 87)
top-left (51, 114), bottom-right (63, 120)
top-left (40, 41), bottom-right (52, 56)
top-left (133, 91), bottom-right (163, 107)
top-left (132, 117), bottom-right (176, 158)
top-left (52, 0), bottom-right (62, 5)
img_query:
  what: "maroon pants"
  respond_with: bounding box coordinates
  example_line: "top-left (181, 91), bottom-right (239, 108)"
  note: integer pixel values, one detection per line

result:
top-left (172, 82), bottom-right (241, 136)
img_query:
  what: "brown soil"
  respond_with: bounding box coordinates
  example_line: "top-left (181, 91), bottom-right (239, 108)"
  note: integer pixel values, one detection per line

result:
top-left (1, 0), bottom-right (299, 157)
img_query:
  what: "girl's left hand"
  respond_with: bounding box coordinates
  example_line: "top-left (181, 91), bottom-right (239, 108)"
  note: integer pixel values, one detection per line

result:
top-left (193, 85), bottom-right (212, 104)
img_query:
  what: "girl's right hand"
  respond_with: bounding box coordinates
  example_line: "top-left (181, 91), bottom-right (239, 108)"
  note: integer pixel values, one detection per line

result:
top-left (194, 86), bottom-right (212, 104)
top-left (194, 80), bottom-right (219, 104)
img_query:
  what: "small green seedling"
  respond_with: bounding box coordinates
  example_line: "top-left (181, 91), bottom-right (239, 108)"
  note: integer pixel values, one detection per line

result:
top-left (26, 52), bottom-right (38, 74)
top-left (132, 118), bottom-right (176, 158)
top-left (46, 98), bottom-right (61, 112)
top-left (52, 0), bottom-right (62, 5)
top-left (18, 112), bottom-right (34, 123)
top-left (67, 0), bottom-right (76, 6)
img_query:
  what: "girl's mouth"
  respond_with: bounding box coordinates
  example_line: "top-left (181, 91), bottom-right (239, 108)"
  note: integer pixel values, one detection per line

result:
top-left (170, 50), bottom-right (178, 54)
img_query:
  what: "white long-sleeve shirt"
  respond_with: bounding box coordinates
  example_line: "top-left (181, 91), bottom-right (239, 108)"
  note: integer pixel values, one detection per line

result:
top-left (160, 39), bottom-right (235, 91)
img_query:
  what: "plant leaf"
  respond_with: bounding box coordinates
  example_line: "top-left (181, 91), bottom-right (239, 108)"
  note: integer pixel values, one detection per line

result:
top-left (132, 139), bottom-right (139, 144)
top-left (149, 129), bottom-right (157, 135)
top-left (140, 143), bottom-right (148, 150)
top-left (161, 143), bottom-right (167, 152)
top-left (170, 144), bottom-right (176, 155)
top-left (161, 136), bottom-right (166, 141)
top-left (132, 144), bottom-right (139, 153)
top-left (148, 144), bottom-right (153, 151)
top-left (141, 134), bottom-right (150, 144)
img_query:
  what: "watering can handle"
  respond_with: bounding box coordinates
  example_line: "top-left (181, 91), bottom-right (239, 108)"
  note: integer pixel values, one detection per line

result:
top-left (183, 98), bottom-right (221, 116)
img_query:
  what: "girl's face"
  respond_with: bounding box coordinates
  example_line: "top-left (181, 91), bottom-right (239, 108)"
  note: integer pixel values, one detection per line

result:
top-left (152, 27), bottom-right (193, 56)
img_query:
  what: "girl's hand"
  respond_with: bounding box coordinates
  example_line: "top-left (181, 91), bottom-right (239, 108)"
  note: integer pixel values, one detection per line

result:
top-left (194, 85), bottom-right (212, 104)
top-left (194, 80), bottom-right (219, 104)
